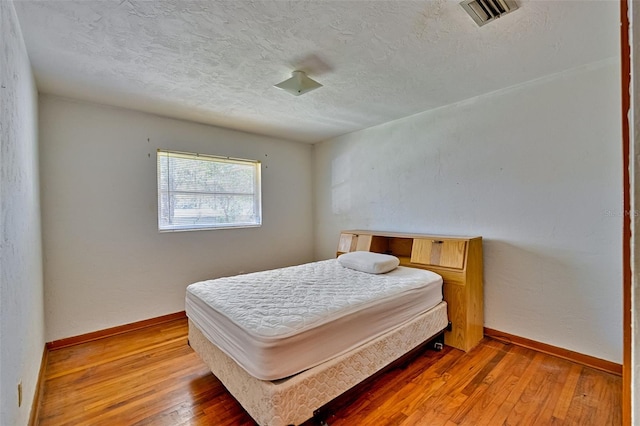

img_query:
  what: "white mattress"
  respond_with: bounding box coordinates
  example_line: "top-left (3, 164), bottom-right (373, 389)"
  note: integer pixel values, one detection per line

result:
top-left (186, 259), bottom-right (443, 380)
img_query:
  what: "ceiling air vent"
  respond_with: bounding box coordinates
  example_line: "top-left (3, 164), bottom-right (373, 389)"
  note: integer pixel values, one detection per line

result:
top-left (460, 0), bottom-right (518, 27)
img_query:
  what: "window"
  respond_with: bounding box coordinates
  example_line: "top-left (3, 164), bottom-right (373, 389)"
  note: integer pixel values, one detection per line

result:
top-left (157, 150), bottom-right (261, 232)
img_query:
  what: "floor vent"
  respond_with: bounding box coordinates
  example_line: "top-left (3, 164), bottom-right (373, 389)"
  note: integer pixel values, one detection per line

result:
top-left (460, 0), bottom-right (518, 27)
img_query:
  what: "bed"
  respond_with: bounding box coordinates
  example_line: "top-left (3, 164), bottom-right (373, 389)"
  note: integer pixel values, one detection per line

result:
top-left (186, 231), bottom-right (483, 426)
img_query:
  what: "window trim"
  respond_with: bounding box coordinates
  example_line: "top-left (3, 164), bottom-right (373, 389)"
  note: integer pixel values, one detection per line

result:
top-left (157, 149), bottom-right (262, 232)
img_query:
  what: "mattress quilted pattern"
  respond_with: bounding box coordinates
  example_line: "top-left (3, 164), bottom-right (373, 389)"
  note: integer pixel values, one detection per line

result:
top-left (187, 259), bottom-right (441, 338)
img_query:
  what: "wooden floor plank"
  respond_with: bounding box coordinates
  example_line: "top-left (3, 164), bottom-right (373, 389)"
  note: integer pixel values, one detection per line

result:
top-left (450, 344), bottom-right (518, 424)
top-left (552, 362), bottom-right (583, 421)
top-left (37, 318), bottom-right (621, 426)
top-left (461, 345), bottom-right (534, 426)
top-left (529, 356), bottom-right (573, 425)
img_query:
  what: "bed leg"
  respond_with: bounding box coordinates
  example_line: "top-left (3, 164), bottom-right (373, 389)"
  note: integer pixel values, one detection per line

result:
top-left (431, 332), bottom-right (445, 351)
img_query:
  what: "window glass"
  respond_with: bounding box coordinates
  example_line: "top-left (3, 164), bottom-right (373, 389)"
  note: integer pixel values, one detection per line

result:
top-left (157, 150), bottom-right (261, 231)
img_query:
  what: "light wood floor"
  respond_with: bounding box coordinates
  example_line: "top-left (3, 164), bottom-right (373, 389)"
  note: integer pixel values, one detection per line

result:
top-left (37, 318), bottom-right (621, 425)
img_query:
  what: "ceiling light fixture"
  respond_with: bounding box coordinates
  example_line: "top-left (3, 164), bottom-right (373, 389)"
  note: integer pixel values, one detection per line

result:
top-left (274, 70), bottom-right (322, 96)
top-left (460, 0), bottom-right (518, 26)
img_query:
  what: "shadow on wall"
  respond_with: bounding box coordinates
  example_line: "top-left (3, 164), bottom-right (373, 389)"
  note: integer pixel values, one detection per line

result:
top-left (482, 239), bottom-right (619, 358)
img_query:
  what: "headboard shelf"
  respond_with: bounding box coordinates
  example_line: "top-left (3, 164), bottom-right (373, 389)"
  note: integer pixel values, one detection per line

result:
top-left (337, 230), bottom-right (484, 352)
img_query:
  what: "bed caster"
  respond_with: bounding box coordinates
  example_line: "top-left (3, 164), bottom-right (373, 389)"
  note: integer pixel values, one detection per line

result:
top-left (433, 342), bottom-right (444, 351)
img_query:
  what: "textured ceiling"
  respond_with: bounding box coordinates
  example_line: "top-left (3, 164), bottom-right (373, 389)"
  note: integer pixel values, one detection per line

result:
top-left (13, 0), bottom-right (619, 143)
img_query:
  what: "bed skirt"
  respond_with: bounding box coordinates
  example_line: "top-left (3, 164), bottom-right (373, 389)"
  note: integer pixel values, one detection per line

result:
top-left (188, 300), bottom-right (448, 426)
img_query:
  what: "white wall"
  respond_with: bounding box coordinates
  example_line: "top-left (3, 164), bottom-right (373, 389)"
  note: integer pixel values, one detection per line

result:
top-left (0, 2), bottom-right (45, 425)
top-left (39, 96), bottom-right (314, 341)
top-left (313, 60), bottom-right (622, 363)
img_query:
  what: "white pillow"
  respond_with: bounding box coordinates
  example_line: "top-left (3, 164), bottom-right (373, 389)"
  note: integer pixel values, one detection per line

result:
top-left (337, 251), bottom-right (400, 274)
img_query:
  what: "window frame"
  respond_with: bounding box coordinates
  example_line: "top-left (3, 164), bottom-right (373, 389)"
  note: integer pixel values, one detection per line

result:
top-left (157, 149), bottom-right (262, 232)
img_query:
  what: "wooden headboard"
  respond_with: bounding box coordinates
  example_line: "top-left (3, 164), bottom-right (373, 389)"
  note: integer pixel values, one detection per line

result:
top-left (336, 230), bottom-right (483, 352)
